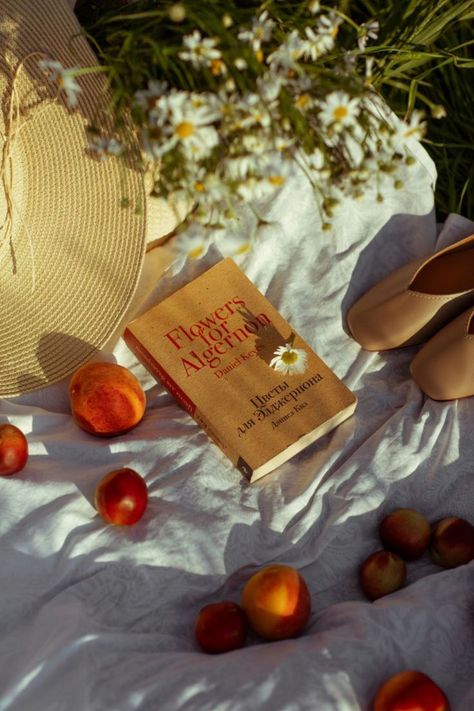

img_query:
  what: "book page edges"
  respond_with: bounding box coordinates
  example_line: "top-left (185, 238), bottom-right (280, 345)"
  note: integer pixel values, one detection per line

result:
top-left (249, 397), bottom-right (357, 482)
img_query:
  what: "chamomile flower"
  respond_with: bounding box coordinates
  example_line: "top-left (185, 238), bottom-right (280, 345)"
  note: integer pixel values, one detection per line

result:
top-left (391, 110), bottom-right (427, 148)
top-left (88, 136), bottom-right (124, 160)
top-left (173, 224), bottom-right (212, 260)
top-left (238, 11), bottom-right (275, 52)
top-left (158, 91), bottom-right (220, 160)
top-left (179, 30), bottom-right (221, 69)
top-left (357, 20), bottom-right (380, 50)
top-left (134, 79), bottom-right (168, 112)
top-left (38, 59), bottom-right (81, 108)
top-left (270, 344), bottom-right (308, 375)
top-left (319, 91), bottom-right (360, 130)
top-left (317, 12), bottom-right (343, 53)
top-left (267, 31), bottom-right (306, 72)
top-left (303, 27), bottom-right (328, 61)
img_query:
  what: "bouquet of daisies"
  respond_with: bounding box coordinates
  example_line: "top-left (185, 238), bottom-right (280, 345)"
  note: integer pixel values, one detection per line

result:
top-left (48, 1), bottom-right (428, 236)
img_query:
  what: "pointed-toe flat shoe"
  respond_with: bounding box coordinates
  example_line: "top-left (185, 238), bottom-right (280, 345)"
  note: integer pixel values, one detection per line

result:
top-left (346, 234), bottom-right (474, 351)
top-left (410, 306), bottom-right (474, 400)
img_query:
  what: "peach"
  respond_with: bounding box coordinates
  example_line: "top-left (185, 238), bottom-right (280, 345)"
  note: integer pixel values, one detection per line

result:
top-left (95, 467), bottom-right (148, 525)
top-left (194, 601), bottom-right (248, 654)
top-left (69, 362), bottom-right (146, 437)
top-left (430, 517), bottom-right (474, 568)
top-left (379, 508), bottom-right (431, 560)
top-left (372, 669), bottom-right (450, 711)
top-left (0, 424), bottom-right (28, 476)
top-left (241, 564), bottom-right (311, 640)
top-left (360, 550), bottom-right (406, 601)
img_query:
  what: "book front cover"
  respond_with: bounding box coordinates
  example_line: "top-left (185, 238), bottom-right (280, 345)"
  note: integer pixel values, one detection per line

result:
top-left (125, 258), bottom-right (356, 479)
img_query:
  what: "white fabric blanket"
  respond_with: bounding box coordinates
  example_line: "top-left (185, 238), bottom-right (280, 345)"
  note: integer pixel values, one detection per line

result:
top-left (1, 136), bottom-right (474, 711)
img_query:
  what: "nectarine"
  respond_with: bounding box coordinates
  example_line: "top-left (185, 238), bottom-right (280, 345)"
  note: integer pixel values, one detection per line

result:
top-left (241, 564), bottom-right (311, 641)
top-left (194, 601), bottom-right (248, 654)
top-left (69, 362), bottom-right (146, 437)
top-left (360, 550), bottom-right (406, 601)
top-left (0, 424), bottom-right (28, 476)
top-left (430, 517), bottom-right (474, 568)
top-left (379, 508), bottom-right (430, 560)
top-left (372, 669), bottom-right (450, 711)
top-left (95, 467), bottom-right (148, 525)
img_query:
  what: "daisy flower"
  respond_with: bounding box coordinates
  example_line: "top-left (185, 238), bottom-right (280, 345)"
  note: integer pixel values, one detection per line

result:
top-left (179, 30), bottom-right (221, 69)
top-left (238, 11), bottom-right (275, 52)
top-left (319, 91), bottom-right (360, 130)
top-left (267, 31), bottom-right (306, 72)
top-left (38, 59), bottom-right (81, 108)
top-left (173, 224), bottom-right (212, 260)
top-left (357, 20), bottom-right (380, 51)
top-left (134, 79), bottom-right (168, 112)
top-left (317, 12), bottom-right (343, 53)
top-left (88, 136), bottom-right (124, 160)
top-left (149, 91), bottom-right (220, 160)
top-left (270, 344), bottom-right (308, 375)
top-left (391, 110), bottom-right (427, 148)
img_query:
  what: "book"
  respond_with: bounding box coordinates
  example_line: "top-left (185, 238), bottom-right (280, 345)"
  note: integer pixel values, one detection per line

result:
top-left (124, 258), bottom-right (357, 483)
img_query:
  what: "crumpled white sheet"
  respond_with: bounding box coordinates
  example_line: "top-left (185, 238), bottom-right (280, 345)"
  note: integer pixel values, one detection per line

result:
top-left (1, 135), bottom-right (474, 711)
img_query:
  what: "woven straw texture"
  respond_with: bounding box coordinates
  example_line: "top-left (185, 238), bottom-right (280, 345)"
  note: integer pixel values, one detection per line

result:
top-left (0, 0), bottom-right (147, 396)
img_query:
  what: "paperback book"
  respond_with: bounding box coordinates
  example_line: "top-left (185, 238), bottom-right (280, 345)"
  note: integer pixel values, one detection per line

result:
top-left (124, 258), bottom-right (357, 482)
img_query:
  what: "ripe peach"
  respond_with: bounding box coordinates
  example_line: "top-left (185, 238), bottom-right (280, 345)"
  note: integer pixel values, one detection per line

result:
top-left (372, 669), bottom-right (450, 711)
top-left (194, 601), bottom-right (248, 654)
top-left (241, 564), bottom-right (311, 641)
top-left (69, 362), bottom-right (146, 437)
top-left (95, 467), bottom-right (148, 525)
top-left (379, 508), bottom-right (431, 560)
top-left (0, 424), bottom-right (28, 476)
top-left (430, 517), bottom-right (474, 568)
top-left (360, 551), bottom-right (406, 601)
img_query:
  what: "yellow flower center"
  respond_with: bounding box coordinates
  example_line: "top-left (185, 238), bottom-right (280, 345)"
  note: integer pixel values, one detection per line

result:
top-left (194, 181), bottom-right (206, 192)
top-left (210, 59), bottom-right (225, 76)
top-left (268, 175), bottom-right (285, 187)
top-left (332, 26), bottom-right (339, 39)
top-left (333, 106), bottom-right (348, 121)
top-left (296, 94), bottom-right (310, 109)
top-left (255, 49), bottom-right (264, 62)
top-left (187, 245), bottom-right (204, 259)
top-left (176, 121), bottom-right (195, 139)
top-left (281, 351), bottom-right (298, 365)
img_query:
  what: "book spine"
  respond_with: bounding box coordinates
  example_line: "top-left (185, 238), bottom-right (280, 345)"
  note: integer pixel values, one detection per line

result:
top-left (123, 328), bottom-right (196, 417)
top-left (124, 328), bottom-right (253, 480)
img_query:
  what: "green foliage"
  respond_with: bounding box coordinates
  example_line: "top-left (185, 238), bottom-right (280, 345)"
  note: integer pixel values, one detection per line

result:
top-left (77, 0), bottom-right (474, 221)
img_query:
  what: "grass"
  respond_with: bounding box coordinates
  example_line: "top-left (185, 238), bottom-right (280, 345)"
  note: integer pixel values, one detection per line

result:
top-left (76, 0), bottom-right (474, 222)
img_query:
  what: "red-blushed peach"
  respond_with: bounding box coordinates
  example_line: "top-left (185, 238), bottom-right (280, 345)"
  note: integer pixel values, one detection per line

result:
top-left (241, 564), bottom-right (311, 641)
top-left (194, 601), bottom-right (248, 654)
top-left (372, 669), bottom-right (450, 711)
top-left (0, 424), bottom-right (28, 476)
top-left (379, 508), bottom-right (431, 560)
top-left (95, 468), bottom-right (148, 525)
top-left (430, 517), bottom-right (474, 568)
top-left (69, 362), bottom-right (146, 437)
top-left (359, 550), bottom-right (406, 601)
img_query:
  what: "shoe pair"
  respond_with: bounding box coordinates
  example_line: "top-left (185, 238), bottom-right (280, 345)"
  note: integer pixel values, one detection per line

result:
top-left (347, 234), bottom-right (474, 400)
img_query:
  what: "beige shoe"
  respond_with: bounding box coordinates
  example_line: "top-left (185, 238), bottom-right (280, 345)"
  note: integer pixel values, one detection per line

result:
top-left (346, 234), bottom-right (474, 351)
top-left (410, 306), bottom-right (474, 400)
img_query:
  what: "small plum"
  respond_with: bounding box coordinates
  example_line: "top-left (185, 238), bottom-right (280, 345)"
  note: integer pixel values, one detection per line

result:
top-left (69, 361), bottom-right (146, 437)
top-left (430, 517), bottom-right (474, 568)
top-left (360, 550), bottom-right (406, 601)
top-left (95, 467), bottom-right (148, 525)
top-left (0, 424), bottom-right (28, 476)
top-left (379, 508), bottom-right (430, 560)
top-left (194, 601), bottom-right (248, 654)
top-left (372, 669), bottom-right (450, 711)
top-left (241, 564), bottom-right (311, 641)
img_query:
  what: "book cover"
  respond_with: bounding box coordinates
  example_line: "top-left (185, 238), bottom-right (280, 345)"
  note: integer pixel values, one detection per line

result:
top-left (124, 258), bottom-right (357, 482)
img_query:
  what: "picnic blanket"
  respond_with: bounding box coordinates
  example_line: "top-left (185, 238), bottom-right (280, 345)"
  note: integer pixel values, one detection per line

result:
top-left (1, 132), bottom-right (473, 711)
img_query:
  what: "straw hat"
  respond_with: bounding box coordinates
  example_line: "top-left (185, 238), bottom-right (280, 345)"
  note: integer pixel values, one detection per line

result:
top-left (0, 0), bottom-right (181, 397)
